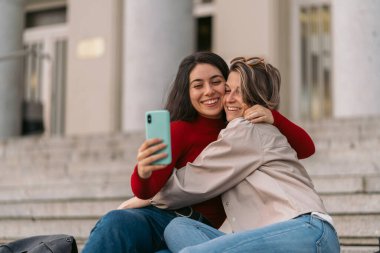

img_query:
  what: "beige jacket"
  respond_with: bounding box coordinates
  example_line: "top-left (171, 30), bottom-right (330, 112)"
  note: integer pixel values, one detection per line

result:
top-left (152, 118), bottom-right (327, 232)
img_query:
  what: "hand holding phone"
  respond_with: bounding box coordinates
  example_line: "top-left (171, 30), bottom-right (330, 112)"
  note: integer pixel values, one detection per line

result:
top-left (145, 110), bottom-right (172, 165)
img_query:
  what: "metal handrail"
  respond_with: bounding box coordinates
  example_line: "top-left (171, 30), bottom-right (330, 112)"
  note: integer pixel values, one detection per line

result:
top-left (0, 48), bottom-right (50, 61)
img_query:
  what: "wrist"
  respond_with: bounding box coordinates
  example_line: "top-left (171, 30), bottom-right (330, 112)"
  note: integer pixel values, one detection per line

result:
top-left (271, 109), bottom-right (280, 126)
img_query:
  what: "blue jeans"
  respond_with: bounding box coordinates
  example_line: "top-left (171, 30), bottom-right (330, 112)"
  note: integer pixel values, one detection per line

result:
top-left (164, 214), bottom-right (340, 253)
top-left (81, 205), bottom-right (209, 253)
top-left (82, 206), bottom-right (177, 253)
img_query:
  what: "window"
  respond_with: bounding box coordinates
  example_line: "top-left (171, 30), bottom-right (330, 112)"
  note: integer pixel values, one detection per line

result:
top-left (23, 27), bottom-right (68, 136)
top-left (196, 16), bottom-right (212, 51)
top-left (193, 0), bottom-right (215, 51)
top-left (299, 4), bottom-right (332, 120)
top-left (26, 7), bottom-right (67, 28)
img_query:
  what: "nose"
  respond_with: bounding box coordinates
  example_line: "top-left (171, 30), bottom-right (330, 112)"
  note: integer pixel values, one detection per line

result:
top-left (204, 83), bottom-right (215, 96)
top-left (225, 91), bottom-right (235, 103)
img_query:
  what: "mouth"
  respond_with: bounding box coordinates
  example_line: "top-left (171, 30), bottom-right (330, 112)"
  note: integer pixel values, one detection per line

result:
top-left (201, 98), bottom-right (220, 106)
top-left (225, 106), bottom-right (242, 112)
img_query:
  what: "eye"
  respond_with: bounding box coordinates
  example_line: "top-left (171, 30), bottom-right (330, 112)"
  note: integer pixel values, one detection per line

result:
top-left (225, 86), bottom-right (231, 93)
top-left (211, 78), bottom-right (223, 85)
top-left (193, 83), bottom-right (203, 89)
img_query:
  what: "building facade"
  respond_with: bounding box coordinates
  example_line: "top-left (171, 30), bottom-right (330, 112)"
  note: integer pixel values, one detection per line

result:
top-left (0, 0), bottom-right (379, 138)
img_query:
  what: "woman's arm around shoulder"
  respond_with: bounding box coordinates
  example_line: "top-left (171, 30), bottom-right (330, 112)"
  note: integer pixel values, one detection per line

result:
top-left (271, 110), bottom-right (315, 159)
top-left (243, 105), bottom-right (315, 159)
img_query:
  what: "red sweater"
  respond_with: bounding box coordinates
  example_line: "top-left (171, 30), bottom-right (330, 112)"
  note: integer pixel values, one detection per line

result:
top-left (131, 112), bottom-right (315, 228)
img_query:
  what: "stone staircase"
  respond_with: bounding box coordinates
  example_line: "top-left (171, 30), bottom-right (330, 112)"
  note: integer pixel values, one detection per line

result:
top-left (0, 133), bottom-right (143, 250)
top-left (0, 117), bottom-right (380, 253)
top-left (301, 116), bottom-right (380, 253)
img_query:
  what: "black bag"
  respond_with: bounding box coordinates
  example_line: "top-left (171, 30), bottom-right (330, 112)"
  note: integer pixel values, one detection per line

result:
top-left (0, 234), bottom-right (78, 253)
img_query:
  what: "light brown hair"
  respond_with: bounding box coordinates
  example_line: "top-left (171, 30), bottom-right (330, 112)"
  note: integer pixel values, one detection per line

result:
top-left (229, 57), bottom-right (280, 109)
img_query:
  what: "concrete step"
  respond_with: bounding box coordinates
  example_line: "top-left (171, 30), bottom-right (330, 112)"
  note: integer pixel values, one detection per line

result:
top-left (303, 159), bottom-right (380, 177)
top-left (0, 133), bottom-right (144, 165)
top-left (301, 116), bottom-right (380, 134)
top-left (1, 174), bottom-right (377, 205)
top-left (0, 161), bottom-right (134, 186)
top-left (333, 214), bottom-right (380, 239)
top-left (0, 170), bottom-right (131, 187)
top-left (1, 192), bottom-right (377, 218)
top-left (0, 218), bottom-right (96, 242)
top-left (321, 194), bottom-right (380, 214)
top-left (311, 175), bottom-right (380, 194)
top-left (341, 246), bottom-right (379, 253)
top-left (340, 236), bottom-right (380, 248)
top-left (0, 199), bottom-right (125, 218)
top-left (0, 182), bottom-right (132, 202)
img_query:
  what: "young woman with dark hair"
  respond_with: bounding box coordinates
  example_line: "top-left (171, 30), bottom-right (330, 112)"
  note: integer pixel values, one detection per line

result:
top-left (82, 52), bottom-right (316, 253)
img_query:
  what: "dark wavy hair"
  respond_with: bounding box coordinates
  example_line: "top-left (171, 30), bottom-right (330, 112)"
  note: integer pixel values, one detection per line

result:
top-left (165, 52), bottom-right (229, 122)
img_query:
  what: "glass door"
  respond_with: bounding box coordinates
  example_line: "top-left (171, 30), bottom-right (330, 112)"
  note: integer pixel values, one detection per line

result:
top-left (23, 24), bottom-right (68, 135)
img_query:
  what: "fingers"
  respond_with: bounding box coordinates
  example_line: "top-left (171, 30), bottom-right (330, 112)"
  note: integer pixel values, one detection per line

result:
top-left (136, 138), bottom-right (170, 179)
top-left (138, 163), bottom-right (167, 179)
top-left (139, 152), bottom-right (168, 166)
top-left (244, 105), bottom-right (260, 118)
top-left (137, 141), bottom-right (166, 162)
top-left (138, 138), bottom-right (163, 152)
top-left (143, 164), bottom-right (167, 172)
top-left (244, 111), bottom-right (259, 120)
top-left (249, 116), bottom-right (267, 124)
top-left (244, 105), bottom-right (274, 124)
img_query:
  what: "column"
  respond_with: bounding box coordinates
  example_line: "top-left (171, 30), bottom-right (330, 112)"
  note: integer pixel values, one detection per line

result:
top-left (0, 0), bottom-right (25, 138)
top-left (122, 0), bottom-right (194, 132)
top-left (332, 0), bottom-right (380, 117)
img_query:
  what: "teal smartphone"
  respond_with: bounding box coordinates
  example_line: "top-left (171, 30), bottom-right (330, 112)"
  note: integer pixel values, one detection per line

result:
top-left (145, 110), bottom-right (172, 165)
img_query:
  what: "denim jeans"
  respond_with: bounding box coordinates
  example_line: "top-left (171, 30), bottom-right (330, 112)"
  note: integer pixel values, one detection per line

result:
top-left (82, 206), bottom-right (178, 253)
top-left (164, 214), bottom-right (340, 253)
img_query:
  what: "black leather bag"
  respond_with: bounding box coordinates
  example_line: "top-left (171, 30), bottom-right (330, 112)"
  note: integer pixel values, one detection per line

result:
top-left (0, 234), bottom-right (78, 253)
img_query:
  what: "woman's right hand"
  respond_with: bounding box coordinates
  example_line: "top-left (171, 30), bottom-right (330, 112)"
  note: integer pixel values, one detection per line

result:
top-left (243, 104), bottom-right (274, 124)
top-left (117, 196), bottom-right (151, 209)
top-left (137, 138), bottom-right (168, 179)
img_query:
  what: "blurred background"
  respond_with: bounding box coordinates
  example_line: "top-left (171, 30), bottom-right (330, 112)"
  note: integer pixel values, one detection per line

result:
top-left (1, 0), bottom-right (379, 138)
top-left (0, 0), bottom-right (379, 252)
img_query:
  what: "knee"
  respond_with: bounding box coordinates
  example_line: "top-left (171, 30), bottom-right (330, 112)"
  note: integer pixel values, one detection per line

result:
top-left (165, 217), bottom-right (193, 234)
top-left (164, 217), bottom-right (203, 241)
top-left (101, 210), bottom-right (127, 226)
top-left (168, 217), bottom-right (196, 228)
top-left (100, 209), bottom-right (144, 230)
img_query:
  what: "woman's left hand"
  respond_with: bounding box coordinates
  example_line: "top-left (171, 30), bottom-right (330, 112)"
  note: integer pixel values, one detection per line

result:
top-left (244, 104), bottom-right (274, 124)
top-left (117, 196), bottom-right (151, 209)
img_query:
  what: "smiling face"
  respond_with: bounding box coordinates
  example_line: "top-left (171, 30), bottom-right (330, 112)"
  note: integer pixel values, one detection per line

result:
top-left (189, 63), bottom-right (226, 119)
top-left (224, 71), bottom-right (246, 121)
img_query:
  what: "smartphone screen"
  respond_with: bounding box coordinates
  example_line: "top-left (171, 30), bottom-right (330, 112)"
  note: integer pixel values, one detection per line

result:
top-left (145, 110), bottom-right (172, 165)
